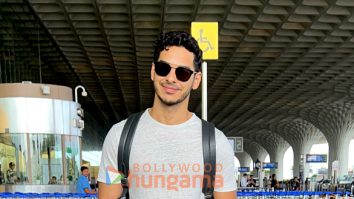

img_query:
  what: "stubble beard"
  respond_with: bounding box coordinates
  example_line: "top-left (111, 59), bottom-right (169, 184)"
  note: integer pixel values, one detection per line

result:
top-left (154, 81), bottom-right (192, 106)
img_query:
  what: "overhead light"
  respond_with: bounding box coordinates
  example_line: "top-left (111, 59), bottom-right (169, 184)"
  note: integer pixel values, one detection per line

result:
top-left (82, 91), bottom-right (87, 97)
top-left (75, 85), bottom-right (87, 104)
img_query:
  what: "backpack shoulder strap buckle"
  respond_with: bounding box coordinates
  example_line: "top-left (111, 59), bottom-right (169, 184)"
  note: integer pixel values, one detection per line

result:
top-left (204, 192), bottom-right (213, 199)
top-left (121, 176), bottom-right (129, 187)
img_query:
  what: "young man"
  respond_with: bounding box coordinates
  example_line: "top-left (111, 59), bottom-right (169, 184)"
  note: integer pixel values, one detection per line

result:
top-left (292, 176), bottom-right (300, 190)
top-left (247, 175), bottom-right (256, 187)
top-left (270, 174), bottom-right (279, 190)
top-left (240, 173), bottom-right (248, 188)
top-left (49, 176), bottom-right (57, 184)
top-left (6, 162), bottom-right (16, 184)
top-left (0, 164), bottom-right (4, 184)
top-left (98, 31), bottom-right (237, 199)
top-left (77, 166), bottom-right (96, 194)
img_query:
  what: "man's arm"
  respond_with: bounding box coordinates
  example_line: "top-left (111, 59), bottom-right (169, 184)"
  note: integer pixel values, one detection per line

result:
top-left (214, 191), bottom-right (237, 199)
top-left (98, 182), bottom-right (122, 199)
top-left (84, 188), bottom-right (97, 194)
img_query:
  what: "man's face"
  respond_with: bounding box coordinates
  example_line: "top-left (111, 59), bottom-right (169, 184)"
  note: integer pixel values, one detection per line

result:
top-left (151, 46), bottom-right (201, 106)
top-left (82, 169), bottom-right (89, 177)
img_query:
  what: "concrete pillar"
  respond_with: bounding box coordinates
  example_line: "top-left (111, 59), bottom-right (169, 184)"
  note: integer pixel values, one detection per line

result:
top-left (260, 134), bottom-right (289, 180)
top-left (299, 104), bottom-right (354, 177)
top-left (243, 139), bottom-right (268, 164)
top-left (327, 132), bottom-right (353, 177)
top-left (245, 130), bottom-right (290, 180)
top-left (292, 143), bottom-right (313, 178)
top-left (235, 152), bottom-right (252, 167)
top-left (269, 146), bottom-right (288, 180)
top-left (269, 119), bottom-right (323, 179)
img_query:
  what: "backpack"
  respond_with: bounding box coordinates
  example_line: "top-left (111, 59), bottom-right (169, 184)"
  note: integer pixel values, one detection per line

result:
top-left (117, 112), bottom-right (216, 199)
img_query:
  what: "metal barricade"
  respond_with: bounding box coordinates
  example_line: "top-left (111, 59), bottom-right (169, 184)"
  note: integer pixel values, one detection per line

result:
top-left (2, 191), bottom-right (351, 199)
top-left (237, 191), bottom-right (353, 199)
top-left (0, 192), bottom-right (98, 199)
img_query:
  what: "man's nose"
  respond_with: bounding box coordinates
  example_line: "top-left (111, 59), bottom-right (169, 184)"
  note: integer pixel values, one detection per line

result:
top-left (165, 68), bottom-right (177, 82)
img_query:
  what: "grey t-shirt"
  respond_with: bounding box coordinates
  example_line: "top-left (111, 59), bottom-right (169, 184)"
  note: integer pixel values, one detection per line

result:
top-left (98, 109), bottom-right (236, 198)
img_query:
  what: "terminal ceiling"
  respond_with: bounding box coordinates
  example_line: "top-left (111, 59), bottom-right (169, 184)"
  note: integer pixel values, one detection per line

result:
top-left (1, 0), bottom-right (354, 153)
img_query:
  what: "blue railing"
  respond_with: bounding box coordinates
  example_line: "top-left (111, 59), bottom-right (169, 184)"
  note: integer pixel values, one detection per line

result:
top-left (237, 191), bottom-right (352, 199)
top-left (0, 191), bottom-right (352, 198)
top-left (0, 192), bottom-right (97, 199)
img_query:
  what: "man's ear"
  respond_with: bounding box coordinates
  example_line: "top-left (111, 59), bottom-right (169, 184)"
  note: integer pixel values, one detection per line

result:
top-left (192, 72), bottom-right (202, 90)
top-left (151, 63), bottom-right (155, 81)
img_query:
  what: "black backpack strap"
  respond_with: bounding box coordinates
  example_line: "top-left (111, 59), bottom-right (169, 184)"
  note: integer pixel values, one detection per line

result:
top-left (202, 120), bottom-right (216, 199)
top-left (117, 111), bottom-right (144, 199)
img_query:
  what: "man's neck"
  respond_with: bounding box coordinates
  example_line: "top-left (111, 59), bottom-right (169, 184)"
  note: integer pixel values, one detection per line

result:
top-left (149, 99), bottom-right (192, 125)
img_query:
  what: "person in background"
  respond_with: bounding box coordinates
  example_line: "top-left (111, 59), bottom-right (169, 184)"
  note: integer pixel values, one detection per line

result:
top-left (267, 176), bottom-right (272, 189)
top-left (270, 173), bottom-right (279, 190)
top-left (0, 164), bottom-right (4, 184)
top-left (77, 166), bottom-right (96, 194)
top-left (6, 162), bottom-right (16, 184)
top-left (292, 176), bottom-right (300, 190)
top-left (263, 176), bottom-right (268, 189)
top-left (247, 174), bottom-right (256, 187)
top-left (58, 175), bottom-right (63, 184)
top-left (240, 173), bottom-right (249, 187)
top-left (49, 176), bottom-right (57, 184)
top-left (305, 178), bottom-right (310, 191)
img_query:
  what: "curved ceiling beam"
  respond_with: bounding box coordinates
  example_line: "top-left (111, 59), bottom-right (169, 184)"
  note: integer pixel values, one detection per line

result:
top-left (243, 138), bottom-right (268, 162)
top-left (223, 89), bottom-right (348, 135)
top-left (241, 129), bottom-right (290, 158)
top-left (268, 118), bottom-right (324, 147)
top-left (296, 102), bottom-right (354, 138)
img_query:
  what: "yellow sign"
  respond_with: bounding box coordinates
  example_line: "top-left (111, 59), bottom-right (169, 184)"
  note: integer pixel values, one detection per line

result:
top-left (191, 22), bottom-right (218, 60)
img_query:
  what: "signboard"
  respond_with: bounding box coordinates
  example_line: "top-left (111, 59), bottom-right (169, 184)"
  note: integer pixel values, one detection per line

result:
top-left (238, 167), bottom-right (250, 172)
top-left (306, 154), bottom-right (327, 163)
top-left (228, 137), bottom-right (243, 153)
top-left (262, 162), bottom-right (278, 169)
top-left (191, 22), bottom-right (218, 60)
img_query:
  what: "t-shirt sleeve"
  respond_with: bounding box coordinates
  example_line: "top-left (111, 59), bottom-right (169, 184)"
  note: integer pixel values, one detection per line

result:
top-left (97, 122), bottom-right (126, 184)
top-left (81, 177), bottom-right (90, 190)
top-left (214, 129), bottom-right (237, 192)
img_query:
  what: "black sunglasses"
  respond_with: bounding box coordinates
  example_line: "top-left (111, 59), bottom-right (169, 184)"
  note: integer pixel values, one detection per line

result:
top-left (154, 61), bottom-right (197, 82)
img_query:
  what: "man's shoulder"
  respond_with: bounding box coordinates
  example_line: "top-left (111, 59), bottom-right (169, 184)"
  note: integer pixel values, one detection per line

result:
top-left (214, 127), bottom-right (229, 144)
top-left (112, 120), bottom-right (127, 130)
top-left (105, 119), bottom-right (128, 138)
top-left (195, 119), bottom-right (230, 146)
top-left (103, 110), bottom-right (148, 145)
top-left (78, 175), bottom-right (87, 182)
top-left (108, 110), bottom-right (148, 135)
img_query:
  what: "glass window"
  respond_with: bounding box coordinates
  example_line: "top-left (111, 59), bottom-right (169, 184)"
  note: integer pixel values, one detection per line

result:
top-left (0, 133), bottom-right (81, 185)
top-left (64, 135), bottom-right (81, 184)
top-left (0, 133), bottom-right (29, 184)
top-left (30, 134), bottom-right (63, 184)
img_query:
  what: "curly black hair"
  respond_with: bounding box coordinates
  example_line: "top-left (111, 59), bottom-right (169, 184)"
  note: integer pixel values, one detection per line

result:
top-left (153, 31), bottom-right (203, 72)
